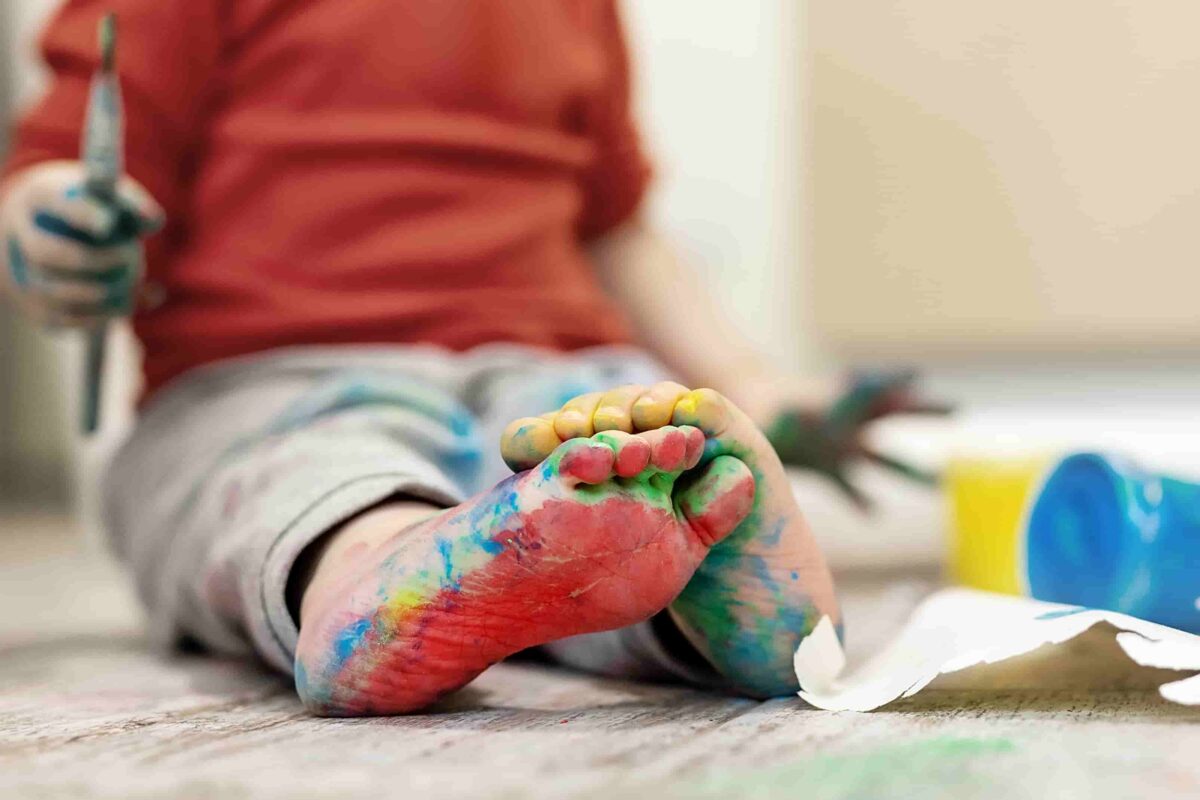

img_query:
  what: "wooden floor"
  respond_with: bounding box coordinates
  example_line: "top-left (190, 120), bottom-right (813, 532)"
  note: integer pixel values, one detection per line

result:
top-left (3, 512), bottom-right (1200, 799)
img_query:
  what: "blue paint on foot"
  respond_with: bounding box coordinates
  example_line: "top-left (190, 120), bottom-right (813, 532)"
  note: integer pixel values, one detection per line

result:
top-left (332, 617), bottom-right (373, 670)
top-left (435, 537), bottom-right (460, 590)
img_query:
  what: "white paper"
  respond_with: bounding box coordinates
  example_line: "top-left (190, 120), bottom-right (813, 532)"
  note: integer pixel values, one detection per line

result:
top-left (794, 587), bottom-right (1200, 711)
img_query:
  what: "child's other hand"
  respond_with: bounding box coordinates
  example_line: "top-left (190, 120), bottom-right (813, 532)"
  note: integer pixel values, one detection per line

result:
top-left (738, 370), bottom-right (951, 509)
top-left (0, 160), bottom-right (163, 329)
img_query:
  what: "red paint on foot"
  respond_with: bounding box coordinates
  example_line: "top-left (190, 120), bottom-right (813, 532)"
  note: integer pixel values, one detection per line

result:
top-left (654, 430), bottom-right (687, 470)
top-left (683, 475), bottom-right (756, 547)
top-left (614, 439), bottom-right (651, 477)
top-left (309, 495), bottom-right (707, 716)
top-left (559, 445), bottom-right (613, 484)
top-left (683, 428), bottom-right (705, 466)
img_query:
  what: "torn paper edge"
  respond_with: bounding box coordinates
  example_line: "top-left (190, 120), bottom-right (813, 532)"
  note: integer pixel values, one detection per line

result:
top-left (794, 587), bottom-right (1200, 711)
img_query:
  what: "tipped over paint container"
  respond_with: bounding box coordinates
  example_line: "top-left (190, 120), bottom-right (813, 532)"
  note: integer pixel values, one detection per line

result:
top-left (947, 455), bottom-right (1051, 595)
top-left (1025, 452), bottom-right (1200, 633)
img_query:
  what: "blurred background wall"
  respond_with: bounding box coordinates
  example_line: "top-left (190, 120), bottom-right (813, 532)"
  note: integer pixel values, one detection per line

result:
top-left (809, 0), bottom-right (1200, 359)
top-left (3, 0), bottom-right (1200, 514)
top-left (1, 0), bottom-right (70, 508)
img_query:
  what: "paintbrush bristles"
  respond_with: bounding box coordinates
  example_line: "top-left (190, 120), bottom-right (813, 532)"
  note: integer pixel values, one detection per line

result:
top-left (99, 13), bottom-right (117, 72)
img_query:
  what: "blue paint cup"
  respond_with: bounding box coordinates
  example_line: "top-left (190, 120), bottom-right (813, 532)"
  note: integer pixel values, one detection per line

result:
top-left (1024, 452), bottom-right (1200, 632)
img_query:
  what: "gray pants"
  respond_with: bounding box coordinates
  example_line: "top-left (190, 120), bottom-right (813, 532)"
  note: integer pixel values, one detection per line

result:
top-left (103, 344), bottom-right (718, 686)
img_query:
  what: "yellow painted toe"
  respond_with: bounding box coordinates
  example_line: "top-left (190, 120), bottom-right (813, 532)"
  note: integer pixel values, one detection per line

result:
top-left (500, 417), bottom-right (562, 471)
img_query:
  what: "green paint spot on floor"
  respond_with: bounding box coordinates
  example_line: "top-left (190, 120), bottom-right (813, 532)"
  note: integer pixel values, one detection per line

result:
top-left (674, 736), bottom-right (1016, 800)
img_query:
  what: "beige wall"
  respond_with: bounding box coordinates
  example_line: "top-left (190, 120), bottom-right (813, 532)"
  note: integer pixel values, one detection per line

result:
top-left (1, 0), bottom-right (70, 505)
top-left (809, 1), bottom-right (1200, 358)
top-left (626, 1), bottom-right (816, 370)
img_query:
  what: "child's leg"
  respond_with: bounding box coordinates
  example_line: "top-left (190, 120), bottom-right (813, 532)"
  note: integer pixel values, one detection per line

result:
top-left (102, 363), bottom-right (483, 675)
top-left (294, 426), bottom-right (755, 716)
top-left (501, 382), bottom-right (841, 698)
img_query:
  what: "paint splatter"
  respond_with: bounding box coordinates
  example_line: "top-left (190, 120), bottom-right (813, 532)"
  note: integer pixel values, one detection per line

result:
top-left (674, 737), bottom-right (1017, 800)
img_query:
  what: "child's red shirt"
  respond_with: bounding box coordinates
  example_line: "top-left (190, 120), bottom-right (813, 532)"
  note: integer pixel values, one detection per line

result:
top-left (5, 0), bottom-right (651, 395)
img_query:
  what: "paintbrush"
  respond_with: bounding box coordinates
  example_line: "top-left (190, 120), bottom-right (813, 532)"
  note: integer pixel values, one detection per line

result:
top-left (79, 13), bottom-right (122, 434)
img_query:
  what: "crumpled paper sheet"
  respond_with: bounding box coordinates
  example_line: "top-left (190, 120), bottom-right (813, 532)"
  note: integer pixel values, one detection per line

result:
top-left (794, 587), bottom-right (1200, 711)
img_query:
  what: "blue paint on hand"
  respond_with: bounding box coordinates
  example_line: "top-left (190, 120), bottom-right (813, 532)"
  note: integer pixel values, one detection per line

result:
top-left (7, 236), bottom-right (29, 289)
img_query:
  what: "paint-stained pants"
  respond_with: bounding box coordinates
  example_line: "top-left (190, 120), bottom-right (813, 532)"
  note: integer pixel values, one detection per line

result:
top-left (103, 344), bottom-right (721, 686)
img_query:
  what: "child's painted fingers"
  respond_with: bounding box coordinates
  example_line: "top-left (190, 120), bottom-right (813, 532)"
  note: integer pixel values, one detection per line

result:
top-left (500, 416), bottom-right (563, 472)
top-left (39, 273), bottom-right (110, 308)
top-left (6, 161), bottom-right (151, 243)
top-left (631, 381), bottom-right (690, 431)
top-left (116, 176), bottom-right (166, 233)
top-left (18, 222), bottom-right (132, 278)
top-left (30, 303), bottom-right (111, 331)
top-left (591, 384), bottom-right (645, 433)
top-left (4, 233), bottom-right (134, 328)
top-left (8, 162), bottom-right (163, 244)
top-left (553, 391), bottom-right (603, 440)
top-left (20, 267), bottom-right (118, 329)
top-left (28, 280), bottom-right (129, 329)
top-left (26, 183), bottom-right (117, 240)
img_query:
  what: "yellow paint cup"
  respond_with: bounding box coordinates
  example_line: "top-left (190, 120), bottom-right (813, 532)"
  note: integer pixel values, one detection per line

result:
top-left (945, 455), bottom-right (1053, 594)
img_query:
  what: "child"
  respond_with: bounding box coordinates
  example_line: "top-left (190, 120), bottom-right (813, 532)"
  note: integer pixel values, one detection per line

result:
top-left (1, 0), bottom-right (843, 715)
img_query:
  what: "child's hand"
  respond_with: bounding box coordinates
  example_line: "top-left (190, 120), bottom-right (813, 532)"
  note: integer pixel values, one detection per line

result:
top-left (0, 160), bottom-right (163, 329)
top-left (756, 371), bottom-right (951, 509)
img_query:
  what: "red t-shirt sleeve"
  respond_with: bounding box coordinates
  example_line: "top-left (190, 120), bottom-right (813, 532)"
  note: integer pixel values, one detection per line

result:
top-left (575, 1), bottom-right (654, 241)
top-left (3, 0), bottom-right (222, 240)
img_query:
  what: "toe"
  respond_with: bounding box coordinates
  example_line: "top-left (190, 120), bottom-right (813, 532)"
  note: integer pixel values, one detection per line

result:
top-left (671, 388), bottom-right (731, 436)
top-left (501, 416), bottom-right (563, 471)
top-left (682, 426), bottom-right (705, 470)
top-left (632, 381), bottom-right (690, 431)
top-left (554, 392), bottom-right (603, 440)
top-left (592, 384), bottom-right (645, 433)
top-left (676, 455), bottom-right (756, 547)
top-left (554, 438), bottom-right (616, 485)
top-left (592, 430), bottom-right (651, 478)
top-left (642, 426), bottom-right (689, 473)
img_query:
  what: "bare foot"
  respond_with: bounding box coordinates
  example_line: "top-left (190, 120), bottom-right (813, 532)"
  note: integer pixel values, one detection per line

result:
top-left (295, 426), bottom-right (754, 716)
top-left (502, 383), bottom-right (840, 697)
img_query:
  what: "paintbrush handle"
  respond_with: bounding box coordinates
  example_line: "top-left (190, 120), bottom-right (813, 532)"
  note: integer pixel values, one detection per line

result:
top-left (82, 329), bottom-right (105, 434)
top-left (78, 14), bottom-right (122, 435)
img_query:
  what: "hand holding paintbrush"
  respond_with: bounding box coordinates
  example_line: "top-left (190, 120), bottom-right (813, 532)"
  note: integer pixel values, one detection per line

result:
top-left (0, 13), bottom-right (163, 432)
